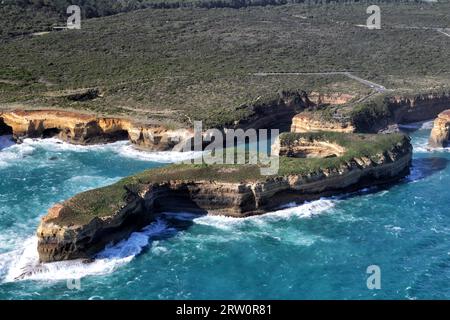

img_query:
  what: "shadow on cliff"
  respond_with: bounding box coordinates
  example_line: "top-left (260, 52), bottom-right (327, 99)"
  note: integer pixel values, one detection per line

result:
top-left (319, 157), bottom-right (449, 202)
top-left (127, 211), bottom-right (206, 258)
top-left (133, 196), bottom-right (210, 256)
top-left (101, 157), bottom-right (450, 260)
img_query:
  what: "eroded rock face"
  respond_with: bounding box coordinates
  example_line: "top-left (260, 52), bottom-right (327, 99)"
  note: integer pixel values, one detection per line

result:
top-left (429, 110), bottom-right (450, 148)
top-left (291, 92), bottom-right (450, 134)
top-left (308, 92), bottom-right (354, 106)
top-left (232, 90), bottom-right (313, 132)
top-left (37, 135), bottom-right (412, 262)
top-left (277, 138), bottom-right (346, 158)
top-left (37, 188), bottom-right (157, 262)
top-left (0, 110), bottom-right (192, 151)
top-left (291, 113), bottom-right (355, 133)
top-left (389, 93), bottom-right (450, 124)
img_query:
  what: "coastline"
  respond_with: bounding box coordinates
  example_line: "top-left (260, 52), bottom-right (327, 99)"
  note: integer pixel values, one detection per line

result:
top-left (35, 131), bottom-right (412, 262)
top-left (1, 90), bottom-right (449, 263)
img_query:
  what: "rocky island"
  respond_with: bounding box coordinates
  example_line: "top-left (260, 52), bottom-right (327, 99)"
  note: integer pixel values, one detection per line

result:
top-left (37, 131), bottom-right (412, 262)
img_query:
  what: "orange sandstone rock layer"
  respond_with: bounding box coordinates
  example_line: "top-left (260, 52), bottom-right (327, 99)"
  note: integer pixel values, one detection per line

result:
top-left (0, 110), bottom-right (192, 151)
top-left (37, 134), bottom-right (412, 262)
top-left (308, 92), bottom-right (354, 105)
top-left (291, 113), bottom-right (355, 133)
top-left (429, 110), bottom-right (450, 148)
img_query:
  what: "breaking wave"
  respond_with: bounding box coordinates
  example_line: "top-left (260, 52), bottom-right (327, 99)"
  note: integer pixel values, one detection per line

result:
top-left (1, 219), bottom-right (171, 283)
top-left (0, 137), bottom-right (201, 169)
top-left (0, 140), bottom-right (35, 169)
top-left (194, 199), bottom-right (337, 230)
top-left (399, 120), bottom-right (434, 131)
top-left (113, 143), bottom-right (202, 163)
top-left (0, 199), bottom-right (336, 283)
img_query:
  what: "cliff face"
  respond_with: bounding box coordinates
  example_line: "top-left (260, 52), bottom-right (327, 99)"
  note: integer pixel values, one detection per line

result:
top-left (36, 134), bottom-right (412, 262)
top-left (234, 91), bottom-right (354, 133)
top-left (37, 189), bottom-right (157, 262)
top-left (291, 113), bottom-right (355, 133)
top-left (277, 137), bottom-right (346, 158)
top-left (388, 93), bottom-right (450, 124)
top-left (291, 92), bottom-right (450, 134)
top-left (0, 110), bottom-right (192, 151)
top-left (232, 90), bottom-right (313, 132)
top-left (429, 110), bottom-right (450, 148)
top-left (308, 92), bottom-right (354, 106)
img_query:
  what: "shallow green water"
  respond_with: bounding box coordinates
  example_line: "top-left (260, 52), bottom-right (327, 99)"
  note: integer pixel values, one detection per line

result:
top-left (1, 124), bottom-right (450, 299)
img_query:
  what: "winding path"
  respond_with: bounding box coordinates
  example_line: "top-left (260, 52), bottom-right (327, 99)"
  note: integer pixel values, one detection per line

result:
top-left (437, 28), bottom-right (450, 38)
top-left (355, 24), bottom-right (450, 39)
top-left (252, 71), bottom-right (388, 93)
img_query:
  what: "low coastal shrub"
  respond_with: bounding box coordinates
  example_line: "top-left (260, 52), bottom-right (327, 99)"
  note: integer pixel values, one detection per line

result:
top-left (350, 99), bottom-right (392, 133)
top-left (50, 131), bottom-right (409, 225)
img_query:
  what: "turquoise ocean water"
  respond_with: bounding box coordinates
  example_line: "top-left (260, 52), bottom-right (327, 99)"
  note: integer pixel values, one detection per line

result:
top-left (1, 123), bottom-right (450, 299)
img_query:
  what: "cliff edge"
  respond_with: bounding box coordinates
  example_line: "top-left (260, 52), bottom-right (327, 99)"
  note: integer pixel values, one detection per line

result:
top-left (37, 132), bottom-right (412, 262)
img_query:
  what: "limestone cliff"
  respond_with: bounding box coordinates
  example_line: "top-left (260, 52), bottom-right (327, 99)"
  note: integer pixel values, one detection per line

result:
top-left (429, 110), bottom-right (450, 148)
top-left (276, 136), bottom-right (346, 158)
top-left (291, 113), bottom-right (355, 133)
top-left (36, 132), bottom-right (412, 262)
top-left (388, 92), bottom-right (450, 124)
top-left (292, 92), bottom-right (450, 134)
top-left (308, 92), bottom-right (354, 106)
top-left (0, 110), bottom-right (192, 151)
top-left (231, 90), bottom-right (313, 132)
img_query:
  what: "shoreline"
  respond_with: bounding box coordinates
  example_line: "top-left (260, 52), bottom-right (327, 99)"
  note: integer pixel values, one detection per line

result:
top-left (35, 131), bottom-right (412, 262)
top-left (2, 89), bottom-right (449, 263)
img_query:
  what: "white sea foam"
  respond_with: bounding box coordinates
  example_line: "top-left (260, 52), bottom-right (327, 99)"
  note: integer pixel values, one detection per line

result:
top-left (194, 199), bottom-right (337, 230)
top-left (0, 137), bottom-right (202, 171)
top-left (413, 136), bottom-right (433, 153)
top-left (0, 140), bottom-right (35, 169)
top-left (399, 120), bottom-right (441, 153)
top-left (2, 138), bottom-right (201, 163)
top-left (420, 121), bottom-right (435, 130)
top-left (414, 139), bottom-right (450, 154)
top-left (24, 138), bottom-right (202, 162)
top-left (399, 120), bottom-right (434, 131)
top-left (0, 200), bottom-right (336, 282)
top-left (1, 219), bottom-right (170, 283)
top-left (113, 143), bottom-right (202, 163)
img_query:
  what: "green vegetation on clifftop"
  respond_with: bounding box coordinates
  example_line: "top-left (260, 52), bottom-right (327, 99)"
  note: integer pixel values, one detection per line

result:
top-left (1, 2), bottom-right (449, 127)
top-left (50, 131), bottom-right (410, 226)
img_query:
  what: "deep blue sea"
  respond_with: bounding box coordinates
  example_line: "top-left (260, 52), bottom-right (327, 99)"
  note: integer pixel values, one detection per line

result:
top-left (1, 122), bottom-right (450, 300)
